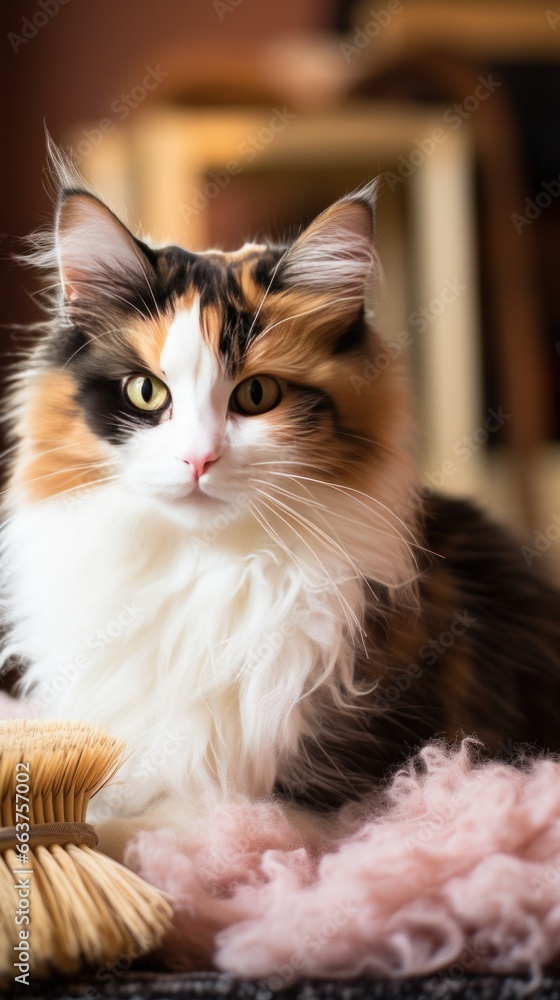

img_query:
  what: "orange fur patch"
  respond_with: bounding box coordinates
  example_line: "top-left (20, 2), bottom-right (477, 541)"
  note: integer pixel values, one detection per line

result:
top-left (239, 287), bottom-right (409, 491)
top-left (126, 314), bottom-right (171, 377)
top-left (9, 371), bottom-right (108, 504)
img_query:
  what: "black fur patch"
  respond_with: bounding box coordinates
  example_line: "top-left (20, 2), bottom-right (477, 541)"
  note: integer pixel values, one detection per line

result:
top-left (69, 339), bottom-right (164, 444)
top-left (275, 495), bottom-right (560, 812)
top-left (75, 376), bottom-right (165, 443)
top-left (423, 496), bottom-right (560, 753)
top-left (332, 305), bottom-right (366, 355)
top-left (251, 249), bottom-right (286, 290)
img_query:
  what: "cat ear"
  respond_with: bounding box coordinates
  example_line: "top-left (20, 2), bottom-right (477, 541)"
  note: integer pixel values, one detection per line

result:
top-left (277, 180), bottom-right (379, 299)
top-left (55, 191), bottom-right (155, 305)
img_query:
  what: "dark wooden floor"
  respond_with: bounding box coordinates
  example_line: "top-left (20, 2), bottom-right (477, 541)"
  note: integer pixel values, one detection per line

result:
top-left (5, 973), bottom-right (560, 1000)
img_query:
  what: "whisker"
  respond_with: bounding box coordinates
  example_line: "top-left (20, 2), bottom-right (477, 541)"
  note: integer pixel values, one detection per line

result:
top-left (60, 321), bottom-right (136, 370)
top-left (0, 442), bottom-right (22, 463)
top-left (253, 492), bottom-right (364, 639)
top-left (251, 294), bottom-right (363, 345)
top-left (0, 473), bottom-right (124, 533)
top-left (246, 252), bottom-right (288, 342)
top-left (75, 282), bottom-right (157, 323)
top-left (127, 250), bottom-right (163, 322)
top-left (248, 459), bottom-right (335, 476)
top-left (254, 485), bottom-right (374, 662)
top-left (247, 499), bottom-right (307, 581)
top-left (253, 483), bottom-right (376, 604)
top-left (0, 461), bottom-right (116, 499)
top-left (253, 477), bottom-right (414, 550)
top-left (248, 495), bottom-right (367, 666)
top-left (264, 470), bottom-right (420, 547)
top-left (1, 441), bottom-right (83, 463)
top-left (251, 477), bottom-right (331, 512)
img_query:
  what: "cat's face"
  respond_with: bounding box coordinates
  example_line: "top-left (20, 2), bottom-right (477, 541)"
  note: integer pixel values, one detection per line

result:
top-left (9, 182), bottom-right (417, 583)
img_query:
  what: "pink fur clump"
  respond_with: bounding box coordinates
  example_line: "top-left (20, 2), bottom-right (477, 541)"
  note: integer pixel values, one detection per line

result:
top-left (126, 741), bottom-right (560, 984)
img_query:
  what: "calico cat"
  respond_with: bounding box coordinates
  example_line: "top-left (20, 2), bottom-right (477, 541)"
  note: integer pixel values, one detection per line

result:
top-left (2, 161), bottom-right (560, 843)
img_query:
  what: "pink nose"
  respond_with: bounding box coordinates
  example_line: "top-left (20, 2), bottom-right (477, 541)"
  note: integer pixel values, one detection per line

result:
top-left (180, 453), bottom-right (219, 481)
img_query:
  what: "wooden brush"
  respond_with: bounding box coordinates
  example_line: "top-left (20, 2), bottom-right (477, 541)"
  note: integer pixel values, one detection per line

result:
top-left (0, 719), bottom-right (173, 984)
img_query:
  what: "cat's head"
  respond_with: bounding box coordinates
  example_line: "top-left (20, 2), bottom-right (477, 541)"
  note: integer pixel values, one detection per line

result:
top-left (10, 176), bottom-right (418, 587)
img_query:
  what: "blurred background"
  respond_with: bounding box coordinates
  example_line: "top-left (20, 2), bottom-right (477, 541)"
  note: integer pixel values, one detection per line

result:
top-left (1, 0), bottom-right (560, 572)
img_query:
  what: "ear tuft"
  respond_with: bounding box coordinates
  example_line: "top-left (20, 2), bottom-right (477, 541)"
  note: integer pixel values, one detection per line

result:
top-left (44, 127), bottom-right (84, 199)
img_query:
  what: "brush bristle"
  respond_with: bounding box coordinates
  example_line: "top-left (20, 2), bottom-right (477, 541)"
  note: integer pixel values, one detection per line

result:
top-left (0, 719), bottom-right (125, 825)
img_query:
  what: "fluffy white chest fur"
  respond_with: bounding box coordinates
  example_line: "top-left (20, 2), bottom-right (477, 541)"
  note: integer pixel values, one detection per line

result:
top-left (3, 484), bottom-right (363, 822)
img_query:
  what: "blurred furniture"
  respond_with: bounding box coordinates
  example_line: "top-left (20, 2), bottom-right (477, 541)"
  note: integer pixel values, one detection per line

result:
top-left (77, 103), bottom-right (484, 504)
top-left (70, 0), bottom-right (560, 562)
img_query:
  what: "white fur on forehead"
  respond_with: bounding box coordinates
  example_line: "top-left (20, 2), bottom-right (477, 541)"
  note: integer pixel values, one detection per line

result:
top-left (279, 187), bottom-right (379, 295)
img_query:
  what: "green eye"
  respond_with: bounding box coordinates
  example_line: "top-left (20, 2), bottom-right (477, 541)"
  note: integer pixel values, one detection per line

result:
top-left (125, 374), bottom-right (170, 412)
top-left (231, 376), bottom-right (282, 416)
